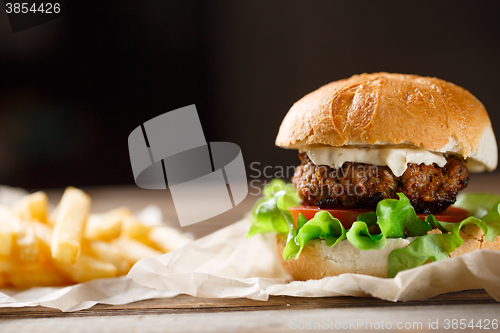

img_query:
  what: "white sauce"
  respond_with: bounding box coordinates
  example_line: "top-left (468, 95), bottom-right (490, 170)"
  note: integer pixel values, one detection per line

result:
top-left (304, 147), bottom-right (447, 177)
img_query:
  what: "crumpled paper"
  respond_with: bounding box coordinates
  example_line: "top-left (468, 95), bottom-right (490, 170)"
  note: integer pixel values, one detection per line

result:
top-left (0, 276), bottom-right (179, 311)
top-left (1, 206), bottom-right (499, 311)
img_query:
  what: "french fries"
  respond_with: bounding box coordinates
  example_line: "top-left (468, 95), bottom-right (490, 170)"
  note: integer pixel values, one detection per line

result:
top-left (53, 254), bottom-right (118, 283)
top-left (14, 220), bottom-right (39, 261)
top-left (85, 207), bottom-right (132, 241)
top-left (13, 191), bottom-right (49, 223)
top-left (2, 260), bottom-right (72, 288)
top-left (51, 187), bottom-right (91, 264)
top-left (0, 207), bottom-right (15, 256)
top-left (83, 239), bottom-right (132, 275)
top-left (0, 206), bottom-right (39, 260)
top-left (0, 186), bottom-right (192, 289)
top-left (149, 227), bottom-right (192, 253)
top-left (111, 237), bottom-right (163, 264)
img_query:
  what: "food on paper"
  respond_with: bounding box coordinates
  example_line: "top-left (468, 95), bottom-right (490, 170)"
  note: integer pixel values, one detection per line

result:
top-left (0, 187), bottom-right (191, 288)
top-left (51, 187), bottom-right (91, 264)
top-left (249, 73), bottom-right (500, 279)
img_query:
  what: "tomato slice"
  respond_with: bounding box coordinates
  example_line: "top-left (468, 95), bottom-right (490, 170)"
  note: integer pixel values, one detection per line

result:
top-left (417, 206), bottom-right (469, 223)
top-left (288, 206), bottom-right (371, 230)
top-left (288, 205), bottom-right (470, 229)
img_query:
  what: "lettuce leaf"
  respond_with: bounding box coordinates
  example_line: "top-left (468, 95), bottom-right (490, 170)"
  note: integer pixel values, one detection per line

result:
top-left (387, 195), bottom-right (500, 278)
top-left (282, 192), bottom-right (430, 258)
top-left (249, 181), bottom-right (434, 256)
top-left (376, 193), bottom-right (432, 238)
top-left (346, 222), bottom-right (386, 250)
top-left (454, 193), bottom-right (500, 219)
top-left (387, 233), bottom-right (460, 278)
top-left (277, 194), bottom-right (301, 260)
top-left (285, 211), bottom-right (347, 259)
top-left (247, 179), bottom-right (300, 238)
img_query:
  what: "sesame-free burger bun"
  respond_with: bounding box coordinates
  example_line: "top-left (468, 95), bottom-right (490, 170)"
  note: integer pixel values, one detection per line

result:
top-left (276, 227), bottom-right (500, 280)
top-left (275, 73), bottom-right (497, 172)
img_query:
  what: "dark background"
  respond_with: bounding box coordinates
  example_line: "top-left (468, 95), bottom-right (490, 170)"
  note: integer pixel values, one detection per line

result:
top-left (0, 1), bottom-right (499, 189)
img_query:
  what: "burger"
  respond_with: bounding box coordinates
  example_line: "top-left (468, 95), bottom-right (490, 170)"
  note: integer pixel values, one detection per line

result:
top-left (248, 73), bottom-right (500, 280)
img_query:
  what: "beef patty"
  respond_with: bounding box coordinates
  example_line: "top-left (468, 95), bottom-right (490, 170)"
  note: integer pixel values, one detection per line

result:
top-left (292, 153), bottom-right (469, 214)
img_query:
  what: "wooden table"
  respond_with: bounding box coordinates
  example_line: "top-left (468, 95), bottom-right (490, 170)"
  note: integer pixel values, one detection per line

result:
top-left (1, 174), bottom-right (499, 332)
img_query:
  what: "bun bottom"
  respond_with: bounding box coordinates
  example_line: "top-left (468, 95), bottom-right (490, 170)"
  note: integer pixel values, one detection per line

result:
top-left (276, 227), bottom-right (500, 280)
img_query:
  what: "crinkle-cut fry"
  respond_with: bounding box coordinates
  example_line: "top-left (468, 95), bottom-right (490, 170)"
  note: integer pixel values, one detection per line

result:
top-left (0, 206), bottom-right (15, 256)
top-left (83, 239), bottom-right (132, 275)
top-left (51, 187), bottom-right (91, 264)
top-left (12, 191), bottom-right (49, 223)
top-left (53, 253), bottom-right (118, 283)
top-left (111, 236), bottom-right (162, 264)
top-left (84, 207), bottom-right (133, 241)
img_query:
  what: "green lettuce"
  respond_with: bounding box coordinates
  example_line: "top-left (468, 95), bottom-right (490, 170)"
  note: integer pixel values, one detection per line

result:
top-left (387, 208), bottom-right (500, 278)
top-left (454, 193), bottom-right (500, 218)
top-left (278, 192), bottom-right (432, 260)
top-left (376, 193), bottom-right (432, 238)
top-left (247, 179), bottom-right (300, 238)
top-left (248, 180), bottom-right (500, 278)
top-left (285, 211), bottom-right (347, 259)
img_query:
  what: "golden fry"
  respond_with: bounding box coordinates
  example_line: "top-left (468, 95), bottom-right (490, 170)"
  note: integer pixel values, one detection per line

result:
top-left (32, 220), bottom-right (53, 256)
top-left (4, 261), bottom-right (71, 288)
top-left (0, 206), bottom-right (39, 260)
top-left (148, 227), bottom-right (192, 253)
top-left (51, 187), bottom-right (91, 264)
top-left (84, 239), bottom-right (132, 275)
top-left (0, 206), bottom-right (14, 256)
top-left (0, 185), bottom-right (190, 288)
top-left (111, 236), bottom-right (162, 264)
top-left (122, 216), bottom-right (191, 253)
top-left (53, 254), bottom-right (117, 283)
top-left (122, 215), bottom-right (152, 239)
top-left (14, 220), bottom-right (39, 261)
top-left (85, 207), bottom-right (132, 241)
top-left (13, 191), bottom-right (49, 223)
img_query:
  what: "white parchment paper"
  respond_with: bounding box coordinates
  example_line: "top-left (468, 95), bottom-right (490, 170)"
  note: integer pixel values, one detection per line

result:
top-left (1, 184), bottom-right (499, 311)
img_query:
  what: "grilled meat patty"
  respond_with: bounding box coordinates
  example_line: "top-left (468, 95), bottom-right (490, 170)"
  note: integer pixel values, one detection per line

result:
top-left (292, 153), bottom-right (469, 214)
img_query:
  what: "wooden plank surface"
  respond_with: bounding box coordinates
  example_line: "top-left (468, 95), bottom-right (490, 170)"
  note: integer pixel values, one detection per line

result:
top-left (0, 289), bottom-right (496, 319)
top-left (1, 302), bottom-right (500, 333)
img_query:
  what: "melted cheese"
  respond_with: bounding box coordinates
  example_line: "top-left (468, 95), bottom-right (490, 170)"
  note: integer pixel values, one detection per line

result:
top-left (304, 147), bottom-right (447, 177)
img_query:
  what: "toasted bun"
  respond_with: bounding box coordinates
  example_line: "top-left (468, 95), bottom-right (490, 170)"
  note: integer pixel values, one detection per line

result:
top-left (276, 226), bottom-right (500, 280)
top-left (276, 73), bottom-right (497, 172)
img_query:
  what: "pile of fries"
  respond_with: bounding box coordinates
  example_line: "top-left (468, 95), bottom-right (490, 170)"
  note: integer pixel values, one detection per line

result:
top-left (0, 187), bottom-right (190, 288)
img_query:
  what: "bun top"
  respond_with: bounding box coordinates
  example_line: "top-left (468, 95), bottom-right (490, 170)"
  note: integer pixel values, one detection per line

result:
top-left (276, 73), bottom-right (497, 172)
